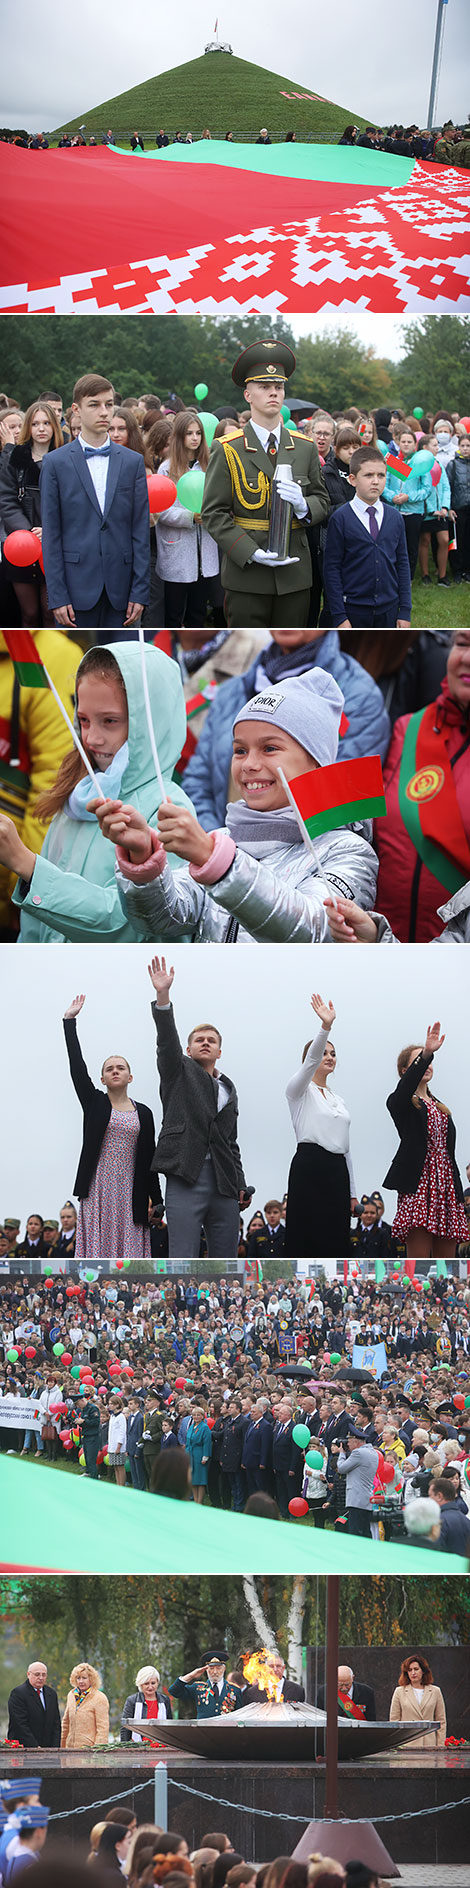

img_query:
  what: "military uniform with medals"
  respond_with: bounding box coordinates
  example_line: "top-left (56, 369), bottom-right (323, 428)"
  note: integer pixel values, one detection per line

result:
top-left (201, 341), bottom-right (329, 627)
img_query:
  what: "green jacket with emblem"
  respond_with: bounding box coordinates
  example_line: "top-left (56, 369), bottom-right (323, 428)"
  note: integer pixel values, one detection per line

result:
top-left (201, 422), bottom-right (330, 594)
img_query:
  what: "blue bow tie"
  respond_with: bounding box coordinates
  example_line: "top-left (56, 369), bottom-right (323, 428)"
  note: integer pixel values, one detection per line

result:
top-left (84, 443), bottom-right (111, 458)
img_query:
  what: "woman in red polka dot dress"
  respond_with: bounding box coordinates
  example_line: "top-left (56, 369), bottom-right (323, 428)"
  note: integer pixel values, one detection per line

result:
top-left (383, 1019), bottom-right (467, 1260)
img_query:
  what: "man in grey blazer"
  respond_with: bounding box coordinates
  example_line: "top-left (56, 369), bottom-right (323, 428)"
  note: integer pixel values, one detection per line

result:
top-left (149, 955), bottom-right (252, 1257)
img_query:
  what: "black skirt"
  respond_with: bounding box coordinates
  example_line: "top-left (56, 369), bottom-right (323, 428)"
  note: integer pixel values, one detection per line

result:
top-left (284, 1142), bottom-right (351, 1258)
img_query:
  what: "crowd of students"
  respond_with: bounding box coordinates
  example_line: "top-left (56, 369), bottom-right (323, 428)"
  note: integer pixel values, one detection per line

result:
top-left (1, 376), bottom-right (469, 631)
top-left (0, 1777), bottom-right (394, 1888)
top-left (1, 1267), bottom-right (470, 1553)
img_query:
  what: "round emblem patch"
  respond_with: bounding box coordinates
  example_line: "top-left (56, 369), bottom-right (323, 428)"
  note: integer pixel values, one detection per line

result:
top-left (405, 765), bottom-right (445, 804)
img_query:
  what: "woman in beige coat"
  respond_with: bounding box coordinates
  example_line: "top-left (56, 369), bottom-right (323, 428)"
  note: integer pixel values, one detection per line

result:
top-left (389, 1654), bottom-right (446, 1748)
top-left (61, 1661), bottom-right (109, 1749)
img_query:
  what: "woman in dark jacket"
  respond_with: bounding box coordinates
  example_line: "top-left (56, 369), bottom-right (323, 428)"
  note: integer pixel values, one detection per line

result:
top-left (0, 400), bottom-right (63, 625)
top-left (384, 1019), bottom-right (467, 1259)
top-left (121, 1664), bottom-right (173, 1743)
top-left (63, 993), bottom-right (162, 1259)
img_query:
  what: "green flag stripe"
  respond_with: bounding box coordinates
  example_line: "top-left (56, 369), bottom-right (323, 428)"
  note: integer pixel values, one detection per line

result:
top-left (14, 662), bottom-right (49, 689)
top-left (398, 712), bottom-right (465, 897)
top-left (305, 794), bottom-right (386, 839)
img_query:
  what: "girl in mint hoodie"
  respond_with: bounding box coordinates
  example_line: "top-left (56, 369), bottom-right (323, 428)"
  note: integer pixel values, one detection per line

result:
top-left (384, 425), bottom-right (433, 580)
top-left (0, 639), bottom-right (194, 942)
top-left (417, 436), bottom-right (452, 588)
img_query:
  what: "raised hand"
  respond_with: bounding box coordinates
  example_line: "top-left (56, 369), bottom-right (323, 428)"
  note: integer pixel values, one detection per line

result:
top-left (424, 1021), bottom-right (445, 1057)
top-left (310, 993), bottom-right (336, 1029)
top-left (63, 994), bottom-right (86, 1019)
top-left (148, 955), bottom-right (175, 1002)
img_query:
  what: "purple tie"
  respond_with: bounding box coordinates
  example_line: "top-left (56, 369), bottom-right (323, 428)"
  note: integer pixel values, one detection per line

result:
top-left (367, 506), bottom-right (379, 540)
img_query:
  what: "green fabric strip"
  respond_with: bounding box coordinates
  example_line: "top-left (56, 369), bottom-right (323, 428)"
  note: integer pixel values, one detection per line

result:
top-left (398, 710), bottom-right (466, 897)
top-left (110, 141), bottom-right (414, 188)
top-left (14, 662), bottom-right (49, 690)
top-left (305, 794), bottom-right (386, 838)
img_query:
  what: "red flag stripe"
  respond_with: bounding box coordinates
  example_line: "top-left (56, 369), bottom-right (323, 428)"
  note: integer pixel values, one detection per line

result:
top-left (290, 754), bottom-right (385, 821)
top-left (3, 631), bottom-right (43, 666)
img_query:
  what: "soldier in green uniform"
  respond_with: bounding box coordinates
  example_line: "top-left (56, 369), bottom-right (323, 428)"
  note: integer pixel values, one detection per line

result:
top-left (201, 339), bottom-right (329, 627)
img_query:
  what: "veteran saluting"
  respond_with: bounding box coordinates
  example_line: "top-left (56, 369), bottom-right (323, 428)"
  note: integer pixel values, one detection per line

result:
top-left (201, 339), bottom-right (329, 627)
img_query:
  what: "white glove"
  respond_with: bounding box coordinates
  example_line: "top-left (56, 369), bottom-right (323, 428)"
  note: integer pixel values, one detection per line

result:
top-left (252, 548), bottom-right (299, 565)
top-left (275, 478), bottom-right (308, 518)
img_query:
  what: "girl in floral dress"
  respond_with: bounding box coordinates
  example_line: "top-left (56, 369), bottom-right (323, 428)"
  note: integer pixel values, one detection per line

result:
top-left (384, 1019), bottom-right (467, 1260)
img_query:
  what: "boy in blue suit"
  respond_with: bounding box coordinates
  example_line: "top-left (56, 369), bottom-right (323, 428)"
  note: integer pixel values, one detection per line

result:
top-left (323, 446), bottom-right (412, 628)
top-left (40, 374), bottom-right (150, 628)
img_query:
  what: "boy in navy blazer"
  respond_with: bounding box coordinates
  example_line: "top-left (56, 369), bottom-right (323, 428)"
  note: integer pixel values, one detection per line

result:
top-left (40, 373), bottom-right (150, 628)
top-left (323, 445), bottom-right (412, 627)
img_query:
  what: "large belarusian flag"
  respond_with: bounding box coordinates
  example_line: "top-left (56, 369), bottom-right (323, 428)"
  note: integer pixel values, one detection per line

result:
top-left (3, 631), bottom-right (49, 689)
top-left (288, 755), bottom-right (386, 841)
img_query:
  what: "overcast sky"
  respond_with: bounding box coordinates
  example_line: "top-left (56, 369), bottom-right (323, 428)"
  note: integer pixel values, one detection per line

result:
top-left (1, 943), bottom-right (468, 1232)
top-left (2, 0), bottom-right (468, 131)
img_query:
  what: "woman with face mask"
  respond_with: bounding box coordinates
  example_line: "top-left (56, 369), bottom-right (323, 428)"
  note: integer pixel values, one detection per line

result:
top-left (284, 992), bottom-right (357, 1258)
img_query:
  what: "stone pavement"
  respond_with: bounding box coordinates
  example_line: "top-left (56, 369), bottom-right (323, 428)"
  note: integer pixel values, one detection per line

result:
top-left (391, 1870), bottom-right (469, 1885)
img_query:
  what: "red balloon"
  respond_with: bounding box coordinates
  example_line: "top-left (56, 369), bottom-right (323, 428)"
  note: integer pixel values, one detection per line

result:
top-left (174, 1377), bottom-right (186, 1390)
top-left (98, 1385), bottom-right (107, 1395)
top-left (121, 1365), bottom-right (134, 1377)
top-left (59, 1429), bottom-right (71, 1444)
top-left (109, 1364), bottom-right (121, 1377)
top-left (79, 1365), bottom-right (92, 1378)
top-left (38, 544), bottom-right (45, 574)
top-left (4, 529), bottom-right (41, 567)
top-left (381, 1461), bottom-right (395, 1484)
top-left (25, 1346), bottom-right (36, 1359)
top-left (147, 472), bottom-right (177, 512)
top-left (206, 1417), bottom-right (215, 1429)
top-left (61, 1352), bottom-right (72, 1367)
top-left (44, 1277), bottom-right (54, 1288)
top-left (115, 1259), bottom-right (124, 1270)
top-left (454, 1393), bottom-right (466, 1410)
top-left (288, 1496), bottom-right (309, 1517)
top-left (460, 417), bottom-right (470, 432)
top-left (430, 462), bottom-right (441, 487)
top-left (414, 1280), bottom-right (422, 1291)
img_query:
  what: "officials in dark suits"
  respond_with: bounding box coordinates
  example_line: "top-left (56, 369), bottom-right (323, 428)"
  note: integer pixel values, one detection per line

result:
top-left (239, 1652), bottom-right (305, 1706)
top-left (127, 1398), bottom-right (146, 1490)
top-left (241, 1404), bottom-right (273, 1496)
top-left (272, 1398), bottom-right (303, 1518)
top-left (40, 374), bottom-right (150, 627)
top-left (316, 1664), bottom-right (376, 1721)
top-left (8, 1662), bottom-right (61, 1748)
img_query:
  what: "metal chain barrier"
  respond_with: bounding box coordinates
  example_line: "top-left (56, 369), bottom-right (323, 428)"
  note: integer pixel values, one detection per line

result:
top-left (170, 1777), bottom-right (470, 1825)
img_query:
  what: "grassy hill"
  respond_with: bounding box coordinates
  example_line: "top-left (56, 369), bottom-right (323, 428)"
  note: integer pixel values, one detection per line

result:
top-left (53, 51), bottom-right (368, 146)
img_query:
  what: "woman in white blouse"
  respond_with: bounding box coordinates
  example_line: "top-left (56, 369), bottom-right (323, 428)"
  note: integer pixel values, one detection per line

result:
top-left (107, 1395), bottom-right (128, 1487)
top-left (285, 992), bottom-right (356, 1258)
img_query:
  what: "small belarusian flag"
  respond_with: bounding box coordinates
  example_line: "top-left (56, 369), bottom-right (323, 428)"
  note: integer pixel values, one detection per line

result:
top-left (385, 453), bottom-right (411, 481)
top-left (287, 754), bottom-right (387, 842)
top-left (3, 630), bottom-right (49, 688)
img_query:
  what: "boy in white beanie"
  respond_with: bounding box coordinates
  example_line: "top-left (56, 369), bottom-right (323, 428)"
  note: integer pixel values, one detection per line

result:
top-left (92, 667), bottom-right (378, 944)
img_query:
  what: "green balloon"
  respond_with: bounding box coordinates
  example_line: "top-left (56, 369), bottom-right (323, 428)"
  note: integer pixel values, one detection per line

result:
top-left (465, 1396), bottom-right (470, 1410)
top-left (123, 1260), bottom-right (130, 1269)
top-left (70, 1364), bottom-right (81, 1379)
top-left (198, 410), bottom-right (218, 446)
top-left (292, 1423), bottom-right (311, 1449)
top-left (194, 382), bottom-right (209, 401)
top-left (413, 406), bottom-right (424, 419)
top-left (285, 421), bottom-right (297, 432)
top-left (305, 1448), bottom-right (324, 1471)
top-left (281, 404), bottom-right (290, 421)
top-left (86, 1269), bottom-right (96, 1282)
top-left (53, 1342), bottom-right (65, 1357)
top-left (423, 1280), bottom-right (431, 1292)
top-left (330, 1351), bottom-right (341, 1365)
top-left (6, 1348), bottom-right (18, 1363)
top-left (177, 468), bottom-right (206, 513)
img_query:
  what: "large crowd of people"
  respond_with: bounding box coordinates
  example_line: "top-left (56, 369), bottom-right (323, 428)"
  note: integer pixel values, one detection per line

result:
top-left (1, 1267), bottom-right (470, 1556)
top-left (1, 355), bottom-right (469, 629)
top-left (3, 117), bottom-right (470, 165)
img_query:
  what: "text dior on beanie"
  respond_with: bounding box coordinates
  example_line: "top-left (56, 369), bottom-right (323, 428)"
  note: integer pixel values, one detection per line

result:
top-left (232, 666), bottom-right (345, 768)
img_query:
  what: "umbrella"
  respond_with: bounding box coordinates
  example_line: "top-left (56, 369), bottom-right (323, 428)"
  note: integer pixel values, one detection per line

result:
top-left (335, 1366), bottom-right (376, 1384)
top-left (286, 397), bottom-right (318, 416)
top-left (274, 1365), bottom-right (337, 1386)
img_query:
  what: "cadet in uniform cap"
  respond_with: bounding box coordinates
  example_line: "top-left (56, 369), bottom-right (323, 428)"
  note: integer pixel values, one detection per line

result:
top-left (201, 338), bottom-right (329, 628)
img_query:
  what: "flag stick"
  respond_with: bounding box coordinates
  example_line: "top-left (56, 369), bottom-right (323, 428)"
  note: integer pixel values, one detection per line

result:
top-left (42, 663), bottom-right (106, 800)
top-left (277, 766), bottom-right (338, 909)
top-left (138, 626), bottom-right (168, 804)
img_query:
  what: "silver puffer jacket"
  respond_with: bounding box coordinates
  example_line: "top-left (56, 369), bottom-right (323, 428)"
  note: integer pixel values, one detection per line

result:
top-left (369, 878), bottom-right (470, 945)
top-left (116, 823), bottom-right (378, 943)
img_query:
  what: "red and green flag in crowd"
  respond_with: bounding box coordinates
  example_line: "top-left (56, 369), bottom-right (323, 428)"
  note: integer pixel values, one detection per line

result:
top-left (3, 630), bottom-right (49, 689)
top-left (285, 755), bottom-right (387, 844)
top-left (375, 1260), bottom-right (386, 1283)
top-left (384, 453), bottom-right (411, 481)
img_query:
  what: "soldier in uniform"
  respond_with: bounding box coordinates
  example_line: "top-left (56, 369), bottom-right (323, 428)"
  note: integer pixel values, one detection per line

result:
top-left (201, 340), bottom-right (329, 627)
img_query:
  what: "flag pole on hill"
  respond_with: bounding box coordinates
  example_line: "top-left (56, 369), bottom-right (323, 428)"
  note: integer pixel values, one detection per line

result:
top-left (3, 631), bottom-right (106, 800)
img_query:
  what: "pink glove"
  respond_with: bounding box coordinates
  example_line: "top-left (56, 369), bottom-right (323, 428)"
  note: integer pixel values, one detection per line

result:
top-left (189, 829), bottom-right (236, 884)
top-left (116, 827), bottom-right (166, 881)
